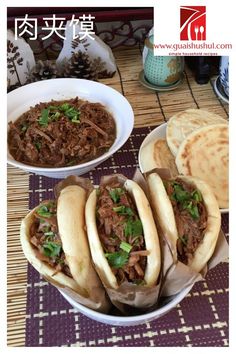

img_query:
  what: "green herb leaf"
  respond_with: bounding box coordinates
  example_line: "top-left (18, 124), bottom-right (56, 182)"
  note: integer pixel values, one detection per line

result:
top-left (191, 190), bottom-right (203, 202)
top-left (42, 242), bottom-right (61, 258)
top-left (179, 235), bottom-right (188, 246)
top-left (59, 103), bottom-right (70, 111)
top-left (42, 225), bottom-right (50, 232)
top-left (38, 108), bottom-right (49, 127)
top-left (66, 160), bottom-right (76, 166)
top-left (39, 218), bottom-right (48, 224)
top-left (113, 205), bottom-right (134, 216)
top-left (36, 205), bottom-right (53, 218)
top-left (109, 188), bottom-right (124, 203)
top-left (49, 111), bottom-right (61, 121)
top-left (120, 241), bottom-right (132, 253)
top-left (59, 103), bottom-right (80, 123)
top-left (44, 231), bottom-right (55, 237)
top-left (133, 279), bottom-right (146, 286)
top-left (124, 219), bottom-right (143, 237)
top-left (21, 122), bottom-right (28, 132)
top-left (71, 116), bottom-right (80, 124)
top-left (171, 183), bottom-right (191, 202)
top-left (182, 201), bottom-right (199, 219)
top-left (105, 251), bottom-right (129, 269)
top-left (34, 141), bottom-right (41, 151)
top-left (48, 105), bottom-right (59, 111)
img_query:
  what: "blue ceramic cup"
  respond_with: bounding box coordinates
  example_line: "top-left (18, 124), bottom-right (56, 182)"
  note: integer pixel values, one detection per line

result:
top-left (144, 35), bottom-right (184, 86)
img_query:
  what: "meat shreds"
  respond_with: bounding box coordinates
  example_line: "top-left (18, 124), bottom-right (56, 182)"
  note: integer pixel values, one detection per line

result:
top-left (164, 178), bottom-right (208, 264)
top-left (96, 181), bottom-right (148, 285)
top-left (8, 97), bottom-right (116, 168)
top-left (29, 200), bottom-right (72, 278)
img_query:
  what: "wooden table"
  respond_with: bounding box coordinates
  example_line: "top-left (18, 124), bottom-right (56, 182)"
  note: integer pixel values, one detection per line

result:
top-left (7, 46), bottom-right (229, 346)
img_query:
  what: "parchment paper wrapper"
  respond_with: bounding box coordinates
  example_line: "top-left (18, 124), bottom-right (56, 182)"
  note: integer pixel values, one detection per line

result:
top-left (93, 174), bottom-right (162, 314)
top-left (106, 282), bottom-right (161, 315)
top-left (140, 167), bottom-right (229, 297)
top-left (45, 274), bottom-right (110, 313)
top-left (54, 175), bottom-right (94, 199)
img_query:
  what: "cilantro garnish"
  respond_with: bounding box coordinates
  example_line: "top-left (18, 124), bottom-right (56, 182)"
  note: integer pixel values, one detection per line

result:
top-left (124, 219), bottom-right (143, 237)
top-left (21, 122), bottom-right (29, 132)
top-left (171, 182), bottom-right (191, 202)
top-left (42, 241), bottom-right (61, 258)
top-left (182, 201), bottom-right (200, 219)
top-left (34, 141), bottom-right (41, 151)
top-left (191, 190), bottom-right (203, 202)
top-left (179, 235), bottom-right (188, 246)
top-left (120, 241), bottom-right (132, 253)
top-left (170, 182), bottom-right (201, 220)
top-left (109, 188), bottom-right (124, 203)
top-left (36, 204), bottom-right (55, 218)
top-left (38, 108), bottom-right (50, 127)
top-left (59, 103), bottom-right (80, 122)
top-left (105, 251), bottom-right (129, 269)
top-left (38, 103), bottom-right (80, 127)
top-left (113, 205), bottom-right (134, 216)
top-left (44, 231), bottom-right (55, 237)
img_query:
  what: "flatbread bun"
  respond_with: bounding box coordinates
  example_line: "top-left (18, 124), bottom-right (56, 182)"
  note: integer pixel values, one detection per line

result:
top-left (147, 173), bottom-right (221, 273)
top-left (85, 178), bottom-right (161, 289)
top-left (57, 185), bottom-right (106, 297)
top-left (140, 138), bottom-right (178, 176)
top-left (175, 124), bottom-right (229, 209)
top-left (20, 186), bottom-right (110, 311)
top-left (166, 109), bottom-right (228, 156)
top-left (20, 205), bottom-right (86, 296)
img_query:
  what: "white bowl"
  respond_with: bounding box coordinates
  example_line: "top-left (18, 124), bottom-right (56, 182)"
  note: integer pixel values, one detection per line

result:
top-left (59, 285), bottom-right (192, 326)
top-left (7, 79), bottom-right (134, 178)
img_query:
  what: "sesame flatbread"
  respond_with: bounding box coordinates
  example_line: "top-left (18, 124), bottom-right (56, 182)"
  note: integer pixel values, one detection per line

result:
top-left (175, 124), bottom-right (229, 209)
top-left (166, 109), bottom-right (228, 156)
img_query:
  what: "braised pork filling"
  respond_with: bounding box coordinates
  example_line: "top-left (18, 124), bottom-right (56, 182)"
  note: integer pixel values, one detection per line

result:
top-left (96, 182), bottom-right (149, 285)
top-left (29, 201), bottom-right (72, 277)
top-left (8, 97), bottom-right (116, 168)
top-left (164, 179), bottom-right (207, 264)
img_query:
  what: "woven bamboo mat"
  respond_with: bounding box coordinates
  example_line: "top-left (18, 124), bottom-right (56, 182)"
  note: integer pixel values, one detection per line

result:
top-left (7, 45), bottom-right (229, 347)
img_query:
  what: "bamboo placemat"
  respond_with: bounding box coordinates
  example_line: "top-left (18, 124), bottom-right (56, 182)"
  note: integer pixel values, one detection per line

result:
top-left (7, 45), bottom-right (229, 346)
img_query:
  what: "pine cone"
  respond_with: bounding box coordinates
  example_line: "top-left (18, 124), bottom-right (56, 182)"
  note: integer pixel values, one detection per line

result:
top-left (90, 57), bottom-right (106, 79)
top-left (28, 60), bottom-right (57, 82)
top-left (64, 51), bottom-right (98, 81)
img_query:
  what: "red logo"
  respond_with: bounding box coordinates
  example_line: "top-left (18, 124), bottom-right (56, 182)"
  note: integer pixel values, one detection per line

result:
top-left (180, 6), bottom-right (206, 41)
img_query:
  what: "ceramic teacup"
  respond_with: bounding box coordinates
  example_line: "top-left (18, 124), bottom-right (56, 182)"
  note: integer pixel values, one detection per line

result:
top-left (143, 35), bottom-right (184, 87)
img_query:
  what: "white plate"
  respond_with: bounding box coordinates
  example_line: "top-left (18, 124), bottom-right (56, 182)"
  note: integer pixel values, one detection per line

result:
top-left (7, 78), bottom-right (134, 178)
top-left (138, 123), bottom-right (228, 213)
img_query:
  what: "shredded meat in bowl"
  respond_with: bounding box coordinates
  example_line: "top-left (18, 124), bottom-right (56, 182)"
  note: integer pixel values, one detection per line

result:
top-left (8, 97), bottom-right (116, 168)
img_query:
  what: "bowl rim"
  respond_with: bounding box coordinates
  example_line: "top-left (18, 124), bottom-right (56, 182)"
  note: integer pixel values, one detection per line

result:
top-left (7, 78), bottom-right (134, 172)
top-left (59, 284), bottom-right (192, 324)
